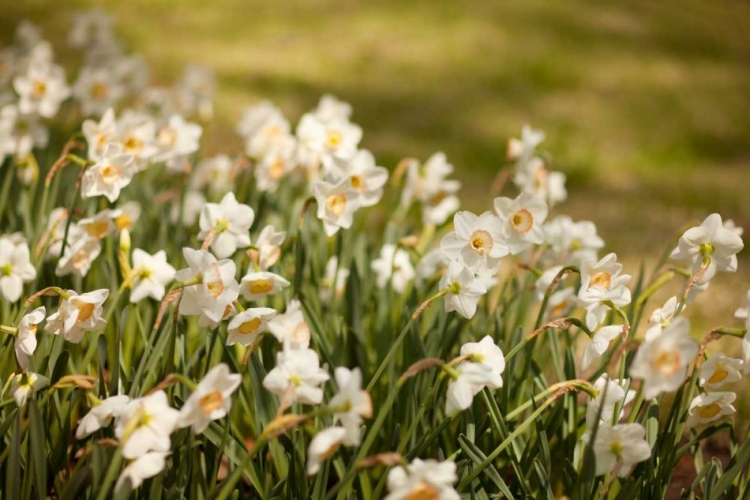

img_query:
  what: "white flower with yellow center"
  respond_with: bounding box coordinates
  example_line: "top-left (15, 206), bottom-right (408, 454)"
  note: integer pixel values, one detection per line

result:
top-left (176, 248), bottom-right (239, 324)
top-left (46, 289), bottom-right (109, 343)
top-left (581, 325), bottom-right (624, 371)
top-left (440, 260), bottom-right (487, 320)
top-left (507, 124), bottom-right (545, 163)
top-left (385, 458), bottom-right (459, 500)
top-left (296, 113), bottom-right (362, 169)
top-left (178, 363), bottom-right (242, 434)
top-left (330, 149), bottom-right (389, 207)
top-left (687, 392), bottom-right (736, 427)
top-left (78, 210), bottom-right (114, 241)
top-left (460, 336), bottom-right (505, 389)
top-left (313, 178), bottom-right (362, 237)
top-left (313, 94), bottom-right (352, 124)
top-left (110, 201), bottom-right (141, 232)
top-left (514, 156), bottom-right (568, 207)
top-left (734, 290), bottom-right (750, 372)
top-left (543, 216), bottom-right (604, 266)
top-left (198, 192), bottom-right (255, 259)
top-left (81, 143), bottom-right (136, 203)
top-left (76, 395), bottom-right (130, 439)
top-left (0, 104), bottom-right (50, 160)
top-left (236, 100), bottom-right (284, 140)
top-left (246, 113), bottom-right (291, 160)
top-left (226, 307), bottom-right (276, 347)
top-left (116, 111), bottom-right (159, 169)
top-left (192, 154), bottom-right (234, 197)
top-left (322, 256), bottom-right (350, 301)
top-left (400, 152), bottom-right (461, 226)
top-left (240, 270), bottom-right (290, 302)
top-left (645, 296), bottom-right (680, 341)
top-left (585, 374), bottom-right (636, 433)
top-left (0, 236), bottom-right (36, 302)
top-left (14, 306), bottom-right (45, 368)
top-left (329, 367), bottom-right (372, 446)
top-left (115, 451), bottom-right (169, 492)
top-left (440, 210), bottom-right (507, 276)
top-left (155, 114), bottom-right (202, 171)
top-left (82, 107), bottom-right (117, 159)
top-left (306, 427), bottom-right (346, 476)
top-left (13, 60), bottom-right (71, 118)
top-left (255, 137), bottom-right (298, 192)
top-left (115, 391), bottom-right (180, 459)
top-left (670, 213), bottom-right (744, 285)
top-left (629, 317), bottom-right (699, 400)
top-left (130, 249), bottom-right (176, 303)
top-left (54, 225), bottom-right (102, 278)
top-left (73, 66), bottom-right (123, 117)
top-left (494, 192), bottom-right (548, 255)
top-left (9, 371), bottom-right (49, 408)
top-left (445, 361), bottom-right (498, 414)
top-left (578, 253), bottom-right (632, 331)
top-left (254, 225), bottom-right (286, 271)
top-left (592, 423), bottom-right (651, 477)
top-left (371, 244), bottom-right (416, 294)
top-left (262, 347), bottom-right (330, 406)
top-left (268, 300), bottom-right (311, 349)
top-left (699, 354), bottom-right (743, 391)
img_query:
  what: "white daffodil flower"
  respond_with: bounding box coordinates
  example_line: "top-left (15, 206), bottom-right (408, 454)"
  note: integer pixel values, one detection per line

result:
top-left (313, 94), bottom-right (352, 123)
top-left (296, 113), bottom-right (362, 169)
top-left (115, 391), bottom-right (180, 459)
top-left (445, 362), bottom-right (497, 414)
top-left (400, 152), bottom-right (461, 226)
top-left (46, 289), bottom-right (109, 343)
top-left (687, 392), bottom-right (736, 427)
top-left (198, 192), bottom-right (255, 259)
top-left (514, 157), bottom-right (568, 207)
top-left (585, 374), bottom-right (636, 432)
top-left (698, 354), bottom-right (743, 391)
top-left (0, 104), bottom-right (50, 160)
top-left (236, 100), bottom-right (284, 140)
top-left (76, 395), bottom-right (130, 439)
top-left (268, 300), bottom-right (311, 349)
top-left (0, 236), bottom-right (36, 302)
top-left (9, 371), bottom-right (49, 408)
top-left (116, 111), bottom-right (159, 168)
top-left (192, 154), bottom-right (234, 197)
top-left (178, 363), bottom-right (242, 434)
top-left (592, 423), bottom-right (651, 477)
top-left (78, 210), bottom-right (115, 241)
top-left (578, 253), bottom-right (632, 331)
top-left (306, 427), bottom-right (346, 476)
top-left (176, 248), bottom-right (239, 324)
top-left (82, 107), bottom-right (117, 159)
top-left (130, 249), bottom-right (176, 303)
top-left (156, 114), bottom-right (202, 171)
top-left (254, 225), bottom-right (286, 270)
top-left (416, 248), bottom-right (449, 282)
top-left (440, 260), bottom-right (487, 320)
top-left (543, 216), bottom-right (604, 266)
top-left (385, 458), bottom-right (459, 500)
top-left (226, 307), bottom-right (276, 347)
top-left (313, 178), bottom-right (362, 237)
top-left (330, 149), bottom-right (388, 207)
top-left (645, 296), bottom-right (679, 341)
top-left (507, 124), bottom-right (545, 163)
top-left (734, 291), bottom-right (750, 372)
top-left (13, 60), bottom-right (71, 118)
top-left (170, 190), bottom-right (206, 227)
top-left (73, 66), bottom-right (123, 117)
top-left (494, 192), bottom-right (548, 255)
top-left (115, 451), bottom-right (169, 492)
top-left (670, 213), bottom-right (744, 285)
top-left (81, 143), bottom-right (136, 202)
top-left (371, 244), bottom-right (415, 293)
top-left (246, 113), bottom-right (291, 160)
top-left (322, 256), bottom-right (350, 301)
top-left (14, 306), bottom-right (45, 368)
top-left (723, 219), bottom-right (744, 237)
top-left (240, 270), bottom-right (290, 302)
top-left (329, 367), bottom-right (372, 446)
top-left (440, 211), bottom-right (508, 276)
top-left (629, 317), bottom-right (699, 400)
top-left (255, 137), bottom-right (298, 192)
top-left (54, 226), bottom-right (102, 278)
top-left (459, 336), bottom-right (505, 389)
top-left (262, 347), bottom-right (330, 406)
top-left (581, 325), bottom-right (623, 371)
top-left (111, 201), bottom-right (142, 232)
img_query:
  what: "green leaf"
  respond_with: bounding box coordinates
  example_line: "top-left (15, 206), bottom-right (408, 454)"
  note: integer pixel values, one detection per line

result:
top-left (28, 400), bottom-right (48, 499)
top-left (458, 435), bottom-right (514, 499)
top-left (6, 411), bottom-right (21, 500)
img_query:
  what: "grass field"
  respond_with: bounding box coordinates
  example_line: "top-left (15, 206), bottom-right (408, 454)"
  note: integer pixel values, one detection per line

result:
top-left (2, 1), bottom-right (748, 328)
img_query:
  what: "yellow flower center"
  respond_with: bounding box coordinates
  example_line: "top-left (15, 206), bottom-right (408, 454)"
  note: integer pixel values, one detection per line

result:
top-left (90, 82), bottom-right (108, 100)
top-left (238, 317), bottom-right (262, 335)
top-left (114, 214), bottom-right (133, 231)
top-left (123, 136), bottom-right (143, 154)
top-left (350, 175), bottom-right (363, 190)
top-left (248, 279), bottom-right (274, 295)
top-left (32, 80), bottom-right (47, 98)
top-left (86, 220), bottom-right (110, 240)
top-left (707, 365), bottom-right (729, 385)
top-left (406, 484), bottom-right (439, 500)
top-left (1, 263), bottom-right (12, 276)
top-left (158, 127), bottom-right (178, 147)
top-left (589, 272), bottom-right (611, 290)
top-left (511, 209), bottom-right (534, 233)
top-left (655, 350), bottom-right (681, 376)
top-left (269, 159), bottom-right (285, 180)
top-left (470, 229), bottom-right (493, 254)
top-left (199, 390), bottom-right (224, 413)
top-left (609, 440), bottom-right (624, 457)
top-left (325, 130), bottom-right (343, 149)
top-left (327, 193), bottom-right (347, 216)
top-left (77, 302), bottom-right (95, 323)
top-left (101, 164), bottom-right (121, 184)
top-left (206, 279), bottom-right (224, 299)
top-left (698, 403), bottom-right (721, 420)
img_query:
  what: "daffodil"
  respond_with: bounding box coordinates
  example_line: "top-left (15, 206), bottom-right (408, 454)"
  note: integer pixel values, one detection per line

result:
top-left (226, 308), bottom-right (276, 347)
top-left (262, 347), bottom-right (330, 406)
top-left (441, 211), bottom-right (507, 276)
top-left (176, 248), bottom-right (239, 324)
top-left (76, 395), bottom-right (130, 439)
top-left (592, 423), bottom-right (651, 477)
top-left (698, 354), bottom-right (743, 391)
top-left (9, 371), bottom-right (49, 407)
top-left (178, 363), bottom-right (242, 434)
top-left (115, 391), bottom-right (180, 459)
top-left (13, 60), bottom-right (71, 118)
top-left (645, 296), bottom-right (679, 341)
top-left (240, 270), bottom-right (290, 302)
top-left (371, 244), bottom-right (415, 293)
top-left (0, 236), bottom-right (36, 302)
top-left (687, 392), bottom-right (736, 426)
top-left (578, 253), bottom-right (632, 331)
top-left (400, 152), bottom-right (461, 226)
top-left (329, 367), bottom-right (372, 446)
top-left (330, 149), bottom-right (388, 207)
top-left (313, 178), bottom-right (362, 236)
top-left (81, 143), bottom-right (136, 202)
top-left (267, 300), bottom-right (311, 349)
top-left (306, 427), bottom-right (346, 476)
top-left (198, 192), bottom-right (255, 259)
top-left (115, 451), bottom-right (169, 492)
top-left (14, 306), bottom-right (45, 368)
top-left (494, 192), bottom-right (548, 255)
top-left (46, 289), bottom-right (109, 343)
top-left (385, 458), bottom-right (459, 500)
top-left (129, 249), bottom-right (176, 302)
top-left (440, 260), bottom-right (487, 320)
top-left (581, 325), bottom-right (623, 371)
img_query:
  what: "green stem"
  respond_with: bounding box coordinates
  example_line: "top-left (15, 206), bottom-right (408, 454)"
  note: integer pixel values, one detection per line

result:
top-left (95, 448), bottom-right (123, 500)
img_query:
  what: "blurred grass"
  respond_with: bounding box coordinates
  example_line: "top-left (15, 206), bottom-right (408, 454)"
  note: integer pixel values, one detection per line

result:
top-left (1, 0), bottom-right (748, 320)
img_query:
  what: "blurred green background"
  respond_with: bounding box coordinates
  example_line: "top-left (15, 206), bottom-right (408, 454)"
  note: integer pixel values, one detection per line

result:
top-left (2, 0), bottom-right (748, 324)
